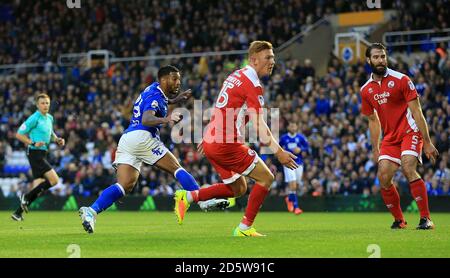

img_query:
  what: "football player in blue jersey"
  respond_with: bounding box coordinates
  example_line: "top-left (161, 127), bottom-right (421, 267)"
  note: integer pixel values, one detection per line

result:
top-left (279, 122), bottom-right (309, 215)
top-left (79, 65), bottom-right (228, 233)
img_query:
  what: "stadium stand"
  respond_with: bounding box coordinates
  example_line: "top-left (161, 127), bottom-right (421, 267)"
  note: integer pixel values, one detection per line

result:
top-left (0, 0), bottom-right (448, 199)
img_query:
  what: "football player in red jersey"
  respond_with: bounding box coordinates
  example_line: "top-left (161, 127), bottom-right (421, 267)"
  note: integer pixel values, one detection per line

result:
top-left (360, 43), bottom-right (439, 230)
top-left (174, 41), bottom-right (298, 236)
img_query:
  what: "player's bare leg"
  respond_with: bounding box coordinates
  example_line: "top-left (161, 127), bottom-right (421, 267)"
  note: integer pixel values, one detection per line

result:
top-left (157, 151), bottom-right (229, 213)
top-left (116, 164), bottom-right (140, 193)
top-left (401, 155), bottom-right (434, 229)
top-left (154, 151), bottom-right (182, 174)
top-left (378, 159), bottom-right (406, 229)
top-left (32, 178), bottom-right (45, 188)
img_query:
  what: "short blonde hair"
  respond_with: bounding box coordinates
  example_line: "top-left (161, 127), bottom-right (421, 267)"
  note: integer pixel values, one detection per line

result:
top-left (248, 41), bottom-right (273, 58)
top-left (35, 93), bottom-right (50, 102)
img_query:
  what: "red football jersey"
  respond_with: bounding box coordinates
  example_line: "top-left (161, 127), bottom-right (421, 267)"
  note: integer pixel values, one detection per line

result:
top-left (204, 65), bottom-right (265, 143)
top-left (360, 68), bottom-right (419, 144)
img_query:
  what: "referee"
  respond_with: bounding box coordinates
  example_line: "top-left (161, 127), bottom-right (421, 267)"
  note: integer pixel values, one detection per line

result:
top-left (11, 93), bottom-right (65, 221)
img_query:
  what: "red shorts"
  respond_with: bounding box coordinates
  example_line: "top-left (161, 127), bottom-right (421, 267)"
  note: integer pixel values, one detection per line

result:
top-left (202, 142), bottom-right (259, 184)
top-left (379, 132), bottom-right (423, 165)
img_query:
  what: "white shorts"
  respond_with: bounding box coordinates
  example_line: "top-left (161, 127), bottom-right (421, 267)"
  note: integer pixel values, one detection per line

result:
top-left (113, 130), bottom-right (168, 172)
top-left (283, 165), bottom-right (304, 183)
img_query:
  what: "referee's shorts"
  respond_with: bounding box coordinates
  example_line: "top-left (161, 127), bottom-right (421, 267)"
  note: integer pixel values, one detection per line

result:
top-left (27, 149), bottom-right (53, 179)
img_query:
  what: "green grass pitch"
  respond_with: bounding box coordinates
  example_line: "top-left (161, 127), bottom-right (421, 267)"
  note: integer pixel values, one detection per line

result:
top-left (1, 211), bottom-right (449, 258)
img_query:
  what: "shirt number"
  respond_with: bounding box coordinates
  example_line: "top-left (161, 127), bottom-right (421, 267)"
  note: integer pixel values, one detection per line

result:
top-left (216, 82), bottom-right (234, 108)
top-left (133, 95), bottom-right (143, 118)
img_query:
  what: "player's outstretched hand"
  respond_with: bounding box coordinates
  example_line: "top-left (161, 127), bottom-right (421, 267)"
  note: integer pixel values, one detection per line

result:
top-left (197, 141), bottom-right (204, 156)
top-left (169, 89), bottom-right (192, 104)
top-left (424, 141), bottom-right (439, 164)
top-left (276, 149), bottom-right (298, 170)
top-left (179, 89), bottom-right (192, 100)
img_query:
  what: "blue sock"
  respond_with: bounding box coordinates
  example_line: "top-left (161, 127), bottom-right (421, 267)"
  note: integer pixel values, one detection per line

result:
top-left (289, 192), bottom-right (299, 209)
top-left (174, 168), bottom-right (200, 191)
top-left (288, 192), bottom-right (295, 202)
top-left (91, 183), bottom-right (125, 214)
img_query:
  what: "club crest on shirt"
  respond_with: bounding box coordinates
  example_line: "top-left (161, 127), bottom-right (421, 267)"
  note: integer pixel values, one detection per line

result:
top-left (151, 100), bottom-right (159, 109)
top-left (258, 95), bottom-right (264, 106)
top-left (368, 88), bottom-right (373, 94)
top-left (388, 81), bottom-right (395, 88)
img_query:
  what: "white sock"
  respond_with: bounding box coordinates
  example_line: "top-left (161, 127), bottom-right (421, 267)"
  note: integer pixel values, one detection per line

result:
top-left (186, 191), bottom-right (194, 203)
top-left (239, 223), bottom-right (250, 231)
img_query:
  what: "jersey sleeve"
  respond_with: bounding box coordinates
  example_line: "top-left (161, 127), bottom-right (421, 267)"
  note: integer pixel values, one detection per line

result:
top-left (360, 90), bottom-right (374, 116)
top-left (17, 114), bottom-right (38, 135)
top-left (300, 136), bottom-right (309, 152)
top-left (401, 76), bottom-right (419, 102)
top-left (142, 96), bottom-right (160, 114)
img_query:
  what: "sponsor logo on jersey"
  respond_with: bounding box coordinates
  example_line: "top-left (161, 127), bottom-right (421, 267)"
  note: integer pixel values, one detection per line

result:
top-left (374, 92), bottom-right (390, 105)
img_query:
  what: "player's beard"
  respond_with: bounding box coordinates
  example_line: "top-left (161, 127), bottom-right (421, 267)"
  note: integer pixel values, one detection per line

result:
top-left (370, 61), bottom-right (387, 76)
top-left (168, 86), bottom-right (180, 98)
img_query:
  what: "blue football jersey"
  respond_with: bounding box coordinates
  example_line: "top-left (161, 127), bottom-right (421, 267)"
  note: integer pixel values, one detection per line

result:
top-left (125, 82), bottom-right (168, 138)
top-left (279, 132), bottom-right (309, 165)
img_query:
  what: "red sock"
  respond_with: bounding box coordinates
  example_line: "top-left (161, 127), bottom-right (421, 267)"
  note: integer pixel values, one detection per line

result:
top-left (193, 183), bottom-right (235, 202)
top-left (380, 185), bottom-right (404, 221)
top-left (410, 179), bottom-right (430, 218)
top-left (242, 184), bottom-right (269, 227)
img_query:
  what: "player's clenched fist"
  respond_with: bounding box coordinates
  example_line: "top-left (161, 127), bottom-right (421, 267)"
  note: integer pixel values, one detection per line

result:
top-left (169, 111), bottom-right (183, 124)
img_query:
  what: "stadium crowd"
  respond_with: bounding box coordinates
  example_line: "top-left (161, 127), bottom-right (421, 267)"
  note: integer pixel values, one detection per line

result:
top-left (0, 0), bottom-right (449, 199)
top-left (1, 0), bottom-right (447, 64)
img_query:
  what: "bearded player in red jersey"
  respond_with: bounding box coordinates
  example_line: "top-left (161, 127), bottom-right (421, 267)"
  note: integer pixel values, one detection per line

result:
top-left (361, 43), bottom-right (439, 230)
top-left (174, 41), bottom-right (298, 236)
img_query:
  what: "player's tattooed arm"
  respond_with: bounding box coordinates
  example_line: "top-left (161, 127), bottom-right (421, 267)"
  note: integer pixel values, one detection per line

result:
top-left (168, 89), bottom-right (192, 104)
